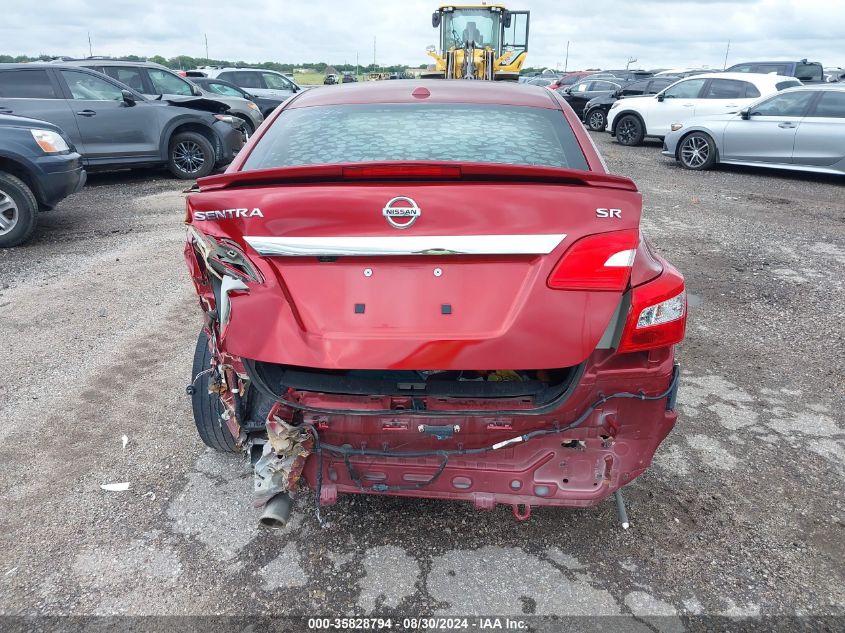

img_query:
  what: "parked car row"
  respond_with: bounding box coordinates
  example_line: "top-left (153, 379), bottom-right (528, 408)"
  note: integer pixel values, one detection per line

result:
top-left (663, 85), bottom-right (845, 174)
top-left (323, 72), bottom-right (363, 84)
top-left (0, 61), bottom-right (258, 246)
top-left (525, 59), bottom-right (831, 88)
top-left (55, 59), bottom-right (265, 135)
top-left (185, 66), bottom-right (306, 101)
top-left (186, 76), bottom-right (282, 121)
top-left (606, 73), bottom-right (801, 144)
top-left (581, 76), bottom-right (681, 131)
top-left (566, 66), bottom-right (844, 176)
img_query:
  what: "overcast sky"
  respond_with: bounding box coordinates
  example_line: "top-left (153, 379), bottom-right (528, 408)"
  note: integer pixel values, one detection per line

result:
top-left (4, 0), bottom-right (842, 70)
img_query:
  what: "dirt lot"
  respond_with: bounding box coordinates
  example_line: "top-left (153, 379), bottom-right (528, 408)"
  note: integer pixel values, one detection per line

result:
top-left (0, 132), bottom-right (842, 628)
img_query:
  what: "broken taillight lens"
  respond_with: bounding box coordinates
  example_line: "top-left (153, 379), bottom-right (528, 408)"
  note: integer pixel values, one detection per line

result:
top-left (547, 229), bottom-right (639, 291)
top-left (188, 226), bottom-right (263, 284)
top-left (617, 265), bottom-right (687, 353)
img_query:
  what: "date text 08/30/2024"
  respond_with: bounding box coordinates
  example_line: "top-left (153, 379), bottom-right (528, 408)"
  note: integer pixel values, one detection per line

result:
top-left (307, 617), bottom-right (528, 630)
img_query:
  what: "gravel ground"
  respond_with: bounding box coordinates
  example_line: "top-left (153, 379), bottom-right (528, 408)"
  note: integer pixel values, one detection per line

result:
top-left (0, 134), bottom-right (842, 628)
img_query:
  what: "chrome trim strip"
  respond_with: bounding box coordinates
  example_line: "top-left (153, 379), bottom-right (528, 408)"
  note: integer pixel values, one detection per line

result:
top-left (243, 234), bottom-right (567, 257)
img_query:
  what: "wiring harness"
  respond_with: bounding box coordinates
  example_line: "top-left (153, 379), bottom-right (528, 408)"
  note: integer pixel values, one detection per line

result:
top-left (304, 365), bottom-right (680, 526)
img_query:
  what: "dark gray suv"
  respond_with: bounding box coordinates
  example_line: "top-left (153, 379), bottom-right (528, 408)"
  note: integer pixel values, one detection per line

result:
top-left (0, 64), bottom-right (244, 179)
top-left (57, 59), bottom-right (264, 135)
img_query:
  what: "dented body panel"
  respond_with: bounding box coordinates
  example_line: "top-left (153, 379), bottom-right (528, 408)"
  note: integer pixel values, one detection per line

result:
top-left (300, 349), bottom-right (678, 509)
top-left (188, 179), bottom-right (643, 369)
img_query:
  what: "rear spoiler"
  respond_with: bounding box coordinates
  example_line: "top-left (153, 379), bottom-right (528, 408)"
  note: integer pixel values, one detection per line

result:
top-left (198, 162), bottom-right (638, 192)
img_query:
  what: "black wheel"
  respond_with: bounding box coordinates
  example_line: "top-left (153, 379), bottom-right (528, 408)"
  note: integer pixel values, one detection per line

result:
top-left (678, 132), bottom-right (718, 170)
top-left (615, 115), bottom-right (645, 146)
top-left (191, 329), bottom-right (239, 452)
top-left (168, 131), bottom-right (215, 179)
top-left (0, 171), bottom-right (38, 248)
top-left (586, 108), bottom-right (607, 132)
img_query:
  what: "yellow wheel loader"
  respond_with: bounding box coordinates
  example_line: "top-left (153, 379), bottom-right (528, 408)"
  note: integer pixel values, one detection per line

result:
top-left (422, 4), bottom-right (530, 81)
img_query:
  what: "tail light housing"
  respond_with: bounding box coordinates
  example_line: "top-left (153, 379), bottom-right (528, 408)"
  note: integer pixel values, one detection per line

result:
top-left (187, 225), bottom-right (263, 284)
top-left (618, 264), bottom-right (687, 353)
top-left (547, 229), bottom-right (639, 291)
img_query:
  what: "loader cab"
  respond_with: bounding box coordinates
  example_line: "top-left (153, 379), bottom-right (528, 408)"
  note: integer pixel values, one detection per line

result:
top-left (432, 5), bottom-right (529, 61)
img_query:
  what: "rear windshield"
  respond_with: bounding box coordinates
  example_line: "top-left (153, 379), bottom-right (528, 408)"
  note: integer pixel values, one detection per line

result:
top-left (243, 103), bottom-right (589, 171)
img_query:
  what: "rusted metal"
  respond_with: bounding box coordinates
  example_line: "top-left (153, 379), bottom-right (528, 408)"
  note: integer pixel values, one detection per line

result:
top-left (253, 406), bottom-right (314, 508)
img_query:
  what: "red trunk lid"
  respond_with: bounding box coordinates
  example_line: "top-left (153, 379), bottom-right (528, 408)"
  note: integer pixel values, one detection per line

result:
top-left (189, 167), bottom-right (641, 370)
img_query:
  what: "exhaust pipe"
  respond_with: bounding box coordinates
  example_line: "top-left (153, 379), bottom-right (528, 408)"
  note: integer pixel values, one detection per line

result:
top-left (258, 492), bottom-right (292, 529)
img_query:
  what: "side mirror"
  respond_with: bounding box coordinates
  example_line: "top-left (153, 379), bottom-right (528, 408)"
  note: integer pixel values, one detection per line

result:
top-left (656, 93), bottom-right (665, 102)
top-left (121, 90), bottom-right (136, 105)
top-left (432, 12), bottom-right (441, 27)
top-left (740, 107), bottom-right (751, 120)
top-left (503, 10), bottom-right (512, 28)
top-left (192, 85), bottom-right (202, 96)
top-left (613, 89), bottom-right (622, 97)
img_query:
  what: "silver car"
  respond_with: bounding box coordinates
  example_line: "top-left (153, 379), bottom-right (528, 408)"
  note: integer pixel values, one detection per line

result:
top-left (663, 85), bottom-right (845, 175)
top-left (187, 67), bottom-right (305, 101)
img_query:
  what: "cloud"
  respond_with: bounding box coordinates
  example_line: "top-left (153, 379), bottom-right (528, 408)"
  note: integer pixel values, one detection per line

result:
top-left (3, 0), bottom-right (842, 70)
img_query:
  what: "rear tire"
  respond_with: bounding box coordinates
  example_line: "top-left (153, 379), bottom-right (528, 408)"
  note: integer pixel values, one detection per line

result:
top-left (0, 171), bottom-right (38, 248)
top-left (168, 131), bottom-right (215, 179)
top-left (678, 132), bottom-right (718, 170)
top-left (615, 115), bottom-right (645, 146)
top-left (586, 108), bottom-right (607, 132)
top-left (191, 329), bottom-right (239, 452)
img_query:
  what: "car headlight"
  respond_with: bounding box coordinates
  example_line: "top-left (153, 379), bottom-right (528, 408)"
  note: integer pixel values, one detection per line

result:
top-left (610, 101), bottom-right (621, 110)
top-left (247, 101), bottom-right (259, 111)
top-left (670, 123), bottom-right (684, 131)
top-left (31, 129), bottom-right (69, 154)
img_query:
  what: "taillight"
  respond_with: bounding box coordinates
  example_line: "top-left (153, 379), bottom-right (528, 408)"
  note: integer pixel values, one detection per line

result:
top-left (618, 265), bottom-right (687, 353)
top-left (547, 229), bottom-right (639, 291)
top-left (187, 226), bottom-right (263, 284)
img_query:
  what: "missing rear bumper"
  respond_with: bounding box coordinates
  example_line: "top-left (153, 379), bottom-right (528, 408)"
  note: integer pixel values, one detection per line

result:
top-left (307, 405), bottom-right (676, 512)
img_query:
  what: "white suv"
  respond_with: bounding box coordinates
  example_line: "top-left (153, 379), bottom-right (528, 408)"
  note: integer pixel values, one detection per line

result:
top-left (607, 72), bottom-right (802, 145)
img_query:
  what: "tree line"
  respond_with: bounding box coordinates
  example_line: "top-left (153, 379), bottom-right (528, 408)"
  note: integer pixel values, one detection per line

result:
top-left (0, 54), bottom-right (416, 73)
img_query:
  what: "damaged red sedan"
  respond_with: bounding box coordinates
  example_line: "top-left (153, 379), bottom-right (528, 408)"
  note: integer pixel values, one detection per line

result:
top-left (183, 81), bottom-right (686, 528)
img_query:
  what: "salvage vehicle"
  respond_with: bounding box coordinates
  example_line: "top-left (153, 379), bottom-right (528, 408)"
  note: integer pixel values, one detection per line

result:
top-left (183, 81), bottom-right (687, 527)
top-left (663, 85), bottom-right (845, 174)
top-left (0, 64), bottom-right (244, 179)
top-left (607, 72), bottom-right (802, 145)
top-left (0, 114), bottom-right (85, 247)
top-left (57, 60), bottom-right (264, 136)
